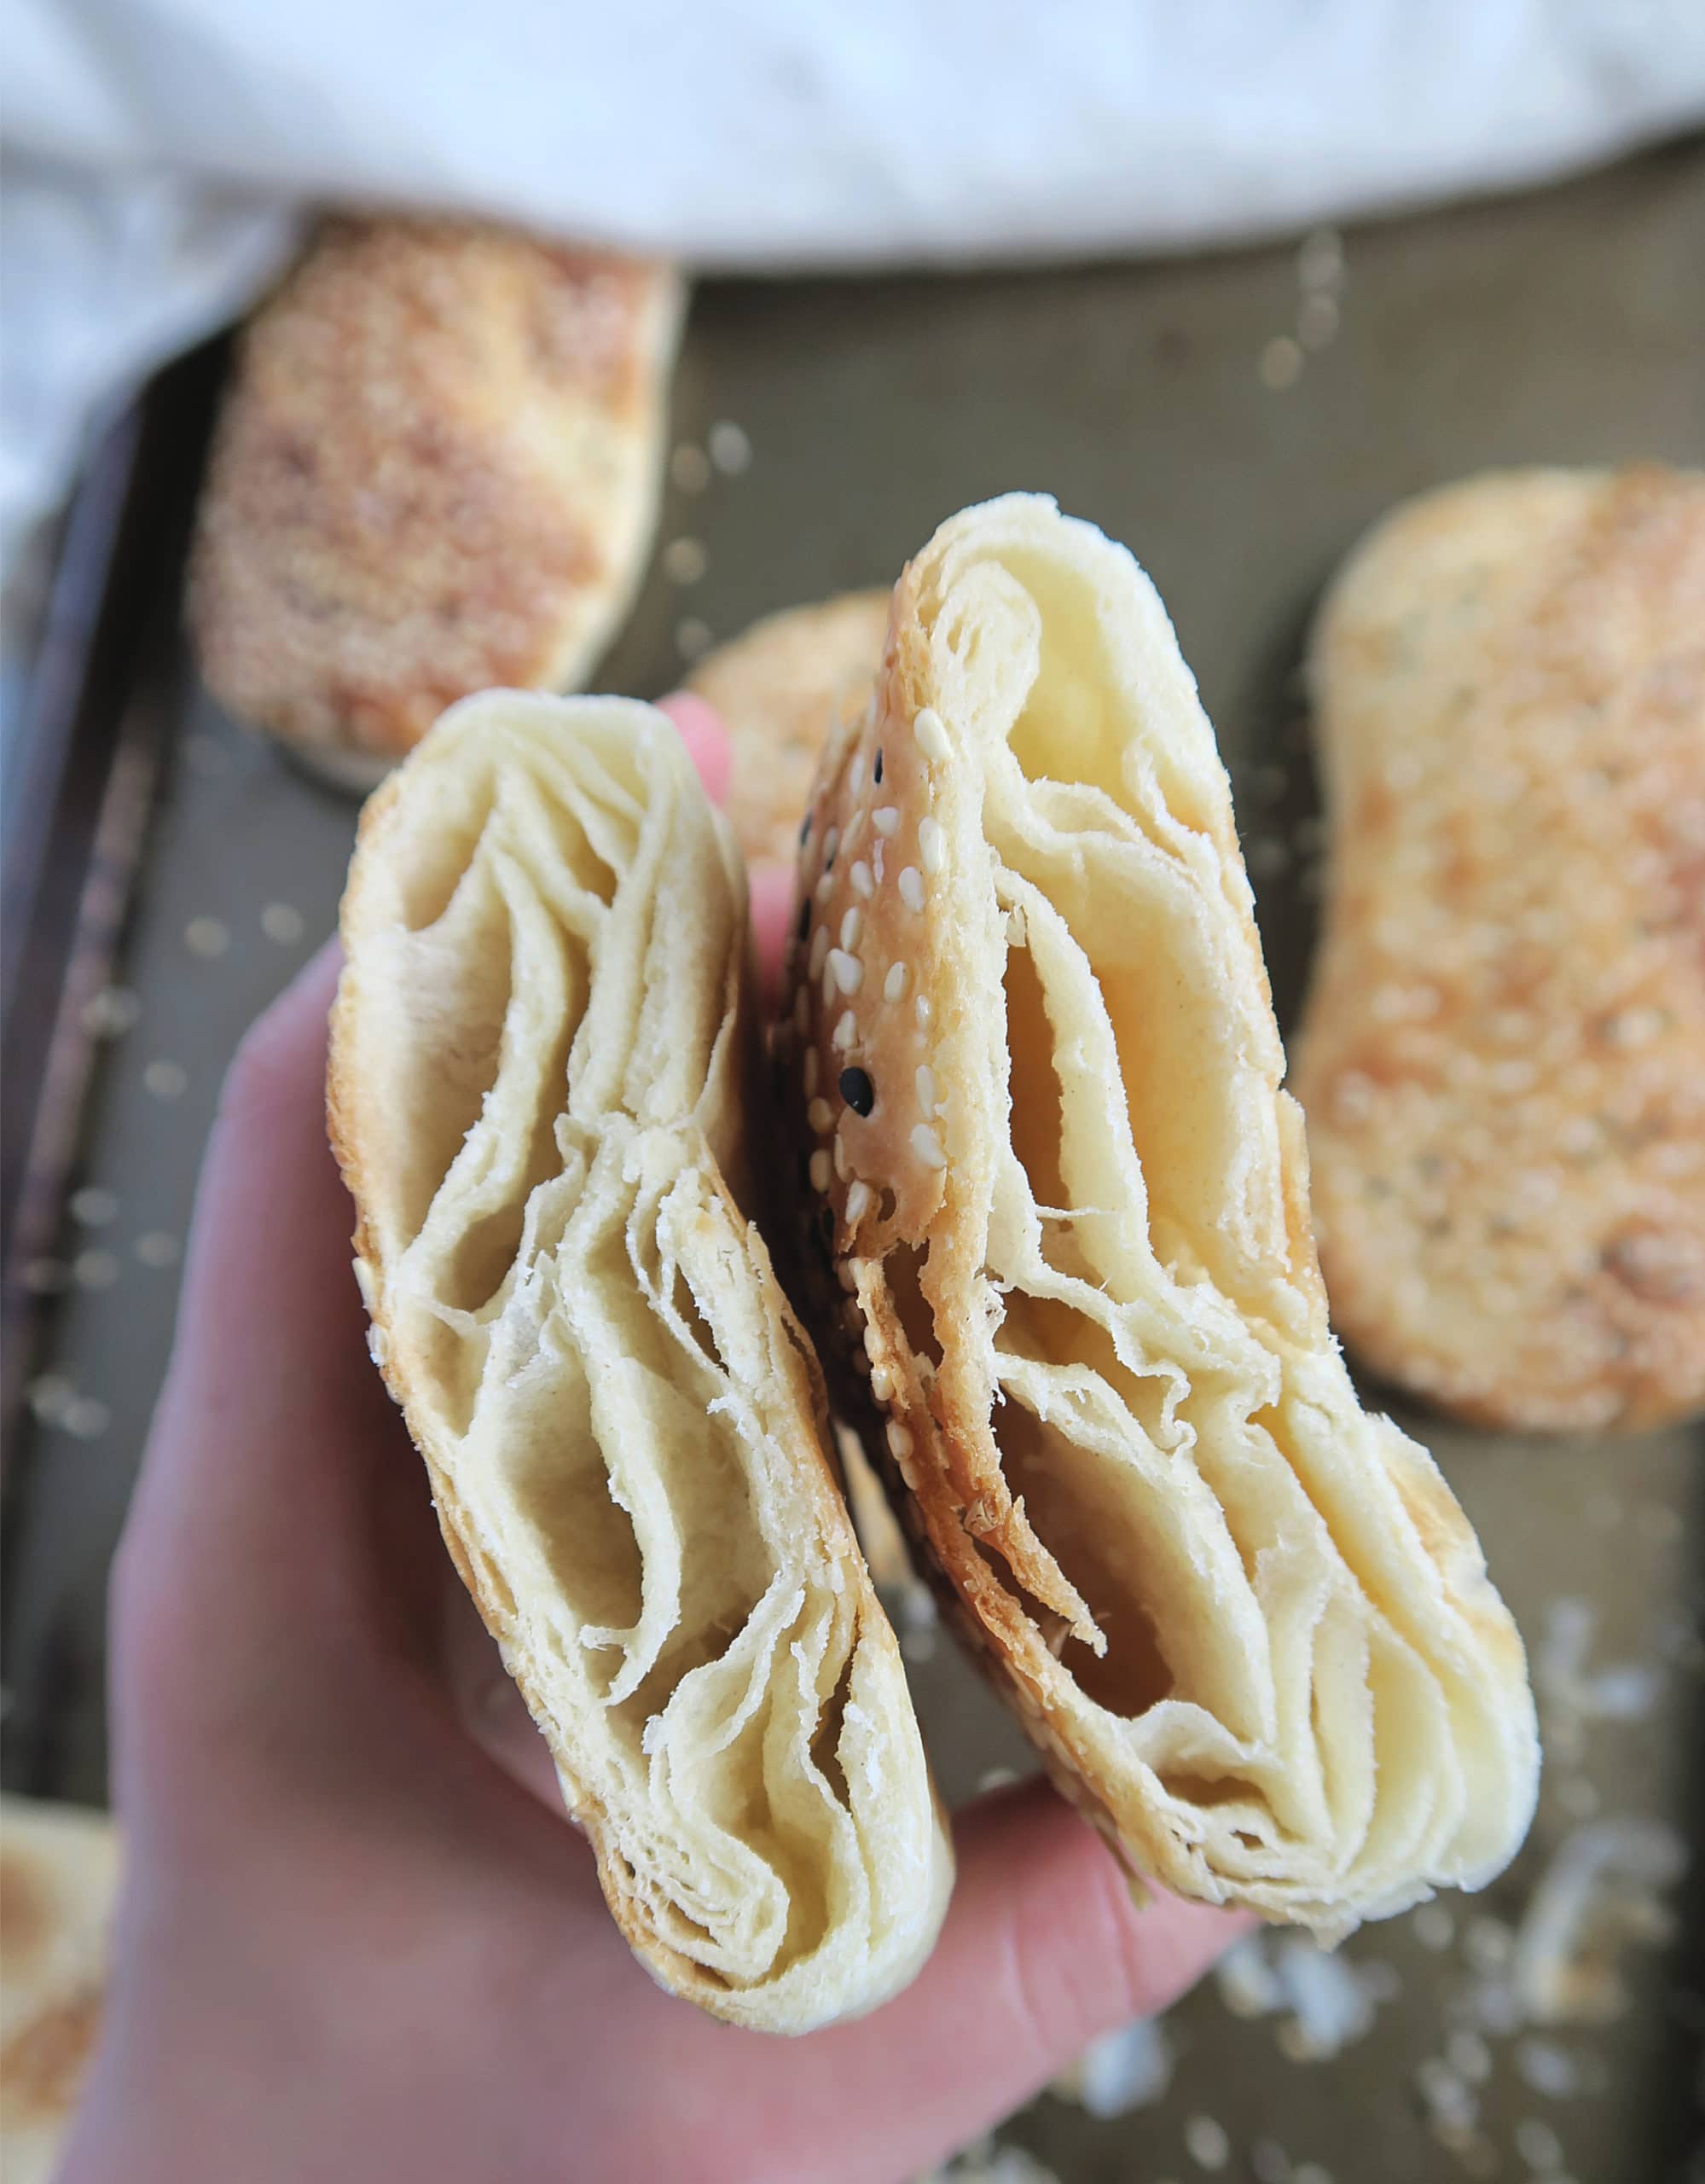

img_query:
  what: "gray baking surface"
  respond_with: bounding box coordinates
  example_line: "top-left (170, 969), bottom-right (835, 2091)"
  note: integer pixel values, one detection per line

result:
top-left (5, 141), bottom-right (1702, 2182)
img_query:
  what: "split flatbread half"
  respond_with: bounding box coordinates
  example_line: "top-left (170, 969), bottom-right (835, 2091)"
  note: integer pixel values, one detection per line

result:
top-left (1294, 465), bottom-right (1705, 1432)
top-left (191, 219), bottom-right (681, 791)
top-left (687, 592), bottom-right (891, 865)
top-left (330, 692), bottom-right (950, 2031)
top-left (0, 1798), bottom-right (118, 2184)
top-left (775, 496), bottom-right (1539, 1937)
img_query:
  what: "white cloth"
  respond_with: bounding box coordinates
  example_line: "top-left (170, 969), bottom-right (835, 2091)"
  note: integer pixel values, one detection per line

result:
top-left (3, 0), bottom-right (1703, 578)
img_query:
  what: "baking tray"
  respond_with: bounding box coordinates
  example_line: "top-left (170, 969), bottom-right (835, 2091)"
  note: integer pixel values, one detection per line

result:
top-left (3, 139), bottom-right (1702, 2184)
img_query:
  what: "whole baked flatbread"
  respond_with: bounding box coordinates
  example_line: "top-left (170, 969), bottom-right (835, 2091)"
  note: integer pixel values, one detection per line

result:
top-left (687, 593), bottom-right (891, 864)
top-left (1295, 466), bottom-right (1705, 1432)
top-left (330, 692), bottom-right (950, 2031)
top-left (190, 219), bottom-right (681, 789)
top-left (0, 1799), bottom-right (117, 2184)
top-left (775, 496), bottom-right (1538, 1937)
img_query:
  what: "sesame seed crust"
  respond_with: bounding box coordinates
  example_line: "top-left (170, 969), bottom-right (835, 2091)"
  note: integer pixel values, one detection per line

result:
top-left (774, 494), bottom-right (1537, 1939)
top-left (1296, 465), bottom-right (1705, 1432)
top-left (188, 218), bottom-right (682, 779)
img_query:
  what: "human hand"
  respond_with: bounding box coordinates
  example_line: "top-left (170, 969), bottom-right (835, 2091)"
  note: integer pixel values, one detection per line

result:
top-left (65, 696), bottom-right (1244, 2184)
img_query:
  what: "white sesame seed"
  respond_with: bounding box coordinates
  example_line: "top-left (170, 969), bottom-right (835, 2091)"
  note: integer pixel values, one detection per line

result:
top-left (670, 442), bottom-right (710, 492)
top-left (815, 871), bottom-right (833, 904)
top-left (1514, 2120), bottom-right (1562, 2171)
top-left (708, 420), bottom-right (751, 473)
top-left (836, 1258), bottom-right (858, 1292)
top-left (914, 706), bottom-right (949, 763)
top-left (73, 1249), bottom-right (119, 1290)
top-left (1260, 335), bottom-right (1303, 389)
top-left (822, 827), bottom-right (839, 864)
top-left (674, 617), bottom-right (712, 659)
top-left (28, 1375), bottom-right (73, 1424)
top-left (1185, 2116), bottom-right (1231, 2171)
top-left (919, 817), bottom-right (944, 873)
top-left (915, 994), bottom-right (932, 1027)
top-left (82, 985), bottom-right (140, 1037)
top-left (135, 1231), bottom-right (180, 1269)
top-left (887, 1421), bottom-right (913, 1459)
top-left (1006, 907), bottom-right (1027, 947)
top-left (143, 1060), bottom-right (187, 1101)
top-left (260, 901), bottom-right (305, 944)
top-left (809, 1151), bottom-right (832, 1192)
top-left (842, 809), bottom-right (865, 855)
top-left (884, 961), bottom-right (908, 1002)
top-left (850, 756), bottom-right (866, 797)
top-left (809, 926), bottom-right (829, 979)
top-left (916, 1065), bottom-right (937, 1116)
top-left (69, 1186), bottom-right (118, 1228)
top-left (846, 1179), bottom-right (874, 1224)
top-left (663, 537), bottom-right (707, 584)
top-left (803, 1049), bottom-right (819, 1096)
top-left (833, 1132), bottom-right (849, 1180)
top-left (1298, 291), bottom-right (1339, 350)
top-left (850, 860), bottom-right (873, 899)
top-left (870, 1364), bottom-right (895, 1403)
top-left (61, 1396), bottom-right (111, 1440)
top-left (899, 867), bottom-right (925, 912)
top-left (829, 949), bottom-right (863, 994)
top-left (809, 1098), bottom-right (834, 1132)
top-left (1297, 224), bottom-right (1344, 291)
top-left (832, 1010), bottom-right (856, 1050)
top-left (911, 1124), bottom-right (947, 1170)
top-left (839, 907), bottom-right (862, 950)
top-left (184, 916), bottom-right (229, 958)
top-left (873, 806), bottom-right (900, 837)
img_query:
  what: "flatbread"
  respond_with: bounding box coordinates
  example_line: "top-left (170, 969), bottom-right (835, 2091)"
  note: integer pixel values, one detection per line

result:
top-left (774, 495), bottom-right (1539, 1937)
top-left (190, 218), bottom-right (682, 788)
top-left (687, 593), bottom-right (891, 863)
top-left (0, 1799), bottom-right (117, 2184)
top-left (1295, 465), bottom-right (1705, 1432)
top-left (330, 691), bottom-right (950, 2031)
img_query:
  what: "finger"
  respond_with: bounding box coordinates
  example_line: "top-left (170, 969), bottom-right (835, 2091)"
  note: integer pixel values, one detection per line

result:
top-left (115, 943), bottom-right (449, 1755)
top-left (747, 1782), bottom-right (1248, 2180)
top-left (746, 861), bottom-right (793, 1011)
top-left (658, 692), bottom-right (733, 805)
top-left (523, 1779), bottom-right (1247, 2184)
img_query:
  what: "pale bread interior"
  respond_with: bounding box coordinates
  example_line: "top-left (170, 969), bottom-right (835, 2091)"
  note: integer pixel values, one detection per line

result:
top-left (332, 693), bottom-right (948, 2030)
top-left (790, 498), bottom-right (1538, 1933)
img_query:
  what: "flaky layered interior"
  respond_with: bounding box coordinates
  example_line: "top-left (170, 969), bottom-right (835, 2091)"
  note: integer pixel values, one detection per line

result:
top-left (333, 694), bottom-right (948, 2030)
top-left (786, 498), bottom-right (1538, 1934)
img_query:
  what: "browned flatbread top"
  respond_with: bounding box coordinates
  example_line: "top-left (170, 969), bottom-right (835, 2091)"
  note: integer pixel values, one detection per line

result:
top-left (687, 592), bottom-right (890, 865)
top-left (189, 218), bottom-right (681, 781)
top-left (773, 495), bottom-right (1537, 1939)
top-left (1, 1800), bottom-right (118, 2184)
top-left (1296, 465), bottom-right (1705, 1433)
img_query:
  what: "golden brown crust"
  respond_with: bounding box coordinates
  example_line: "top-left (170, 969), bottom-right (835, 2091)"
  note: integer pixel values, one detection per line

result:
top-left (687, 592), bottom-right (891, 864)
top-left (189, 218), bottom-right (681, 772)
top-left (774, 497), bottom-right (1537, 1936)
top-left (1295, 465), bottom-right (1705, 1432)
top-left (0, 1801), bottom-right (118, 2181)
top-left (329, 692), bottom-right (949, 2031)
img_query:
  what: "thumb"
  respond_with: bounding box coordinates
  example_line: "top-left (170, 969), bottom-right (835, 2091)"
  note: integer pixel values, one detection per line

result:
top-left (678, 1779), bottom-right (1250, 2184)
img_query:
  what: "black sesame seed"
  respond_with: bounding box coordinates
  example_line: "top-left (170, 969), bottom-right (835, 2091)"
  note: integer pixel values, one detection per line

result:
top-left (796, 897), bottom-right (811, 944)
top-left (873, 747), bottom-right (884, 784)
top-left (839, 1066), bottom-right (875, 1117)
top-left (799, 811), bottom-right (812, 845)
